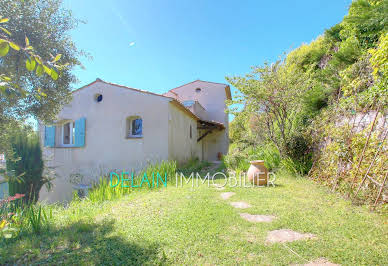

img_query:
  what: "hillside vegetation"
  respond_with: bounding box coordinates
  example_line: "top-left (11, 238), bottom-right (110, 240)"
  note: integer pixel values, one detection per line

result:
top-left (225, 0), bottom-right (388, 207)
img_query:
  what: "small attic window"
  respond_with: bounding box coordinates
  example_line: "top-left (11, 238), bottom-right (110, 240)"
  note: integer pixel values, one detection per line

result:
top-left (183, 100), bottom-right (195, 107)
top-left (95, 94), bottom-right (103, 102)
top-left (195, 88), bottom-right (201, 93)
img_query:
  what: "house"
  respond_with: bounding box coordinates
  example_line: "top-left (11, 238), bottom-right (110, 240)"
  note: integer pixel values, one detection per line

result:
top-left (39, 79), bottom-right (231, 202)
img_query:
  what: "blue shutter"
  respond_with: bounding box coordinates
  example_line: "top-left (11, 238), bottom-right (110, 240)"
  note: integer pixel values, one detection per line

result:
top-left (44, 126), bottom-right (56, 147)
top-left (75, 117), bottom-right (86, 147)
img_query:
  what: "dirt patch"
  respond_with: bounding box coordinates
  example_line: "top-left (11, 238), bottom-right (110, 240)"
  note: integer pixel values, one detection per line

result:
top-left (296, 258), bottom-right (340, 266)
top-left (220, 192), bottom-right (236, 200)
top-left (239, 213), bottom-right (276, 222)
top-left (230, 201), bottom-right (251, 209)
top-left (266, 229), bottom-right (316, 243)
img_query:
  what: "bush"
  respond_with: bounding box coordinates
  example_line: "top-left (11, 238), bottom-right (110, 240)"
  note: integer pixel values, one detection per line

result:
top-left (285, 134), bottom-right (313, 175)
top-left (224, 143), bottom-right (281, 172)
top-left (6, 127), bottom-right (50, 203)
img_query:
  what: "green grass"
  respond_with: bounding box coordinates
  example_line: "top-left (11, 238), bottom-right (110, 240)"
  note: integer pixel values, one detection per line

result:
top-left (1, 171), bottom-right (387, 265)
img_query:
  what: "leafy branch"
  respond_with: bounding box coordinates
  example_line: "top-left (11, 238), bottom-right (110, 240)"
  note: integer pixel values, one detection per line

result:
top-left (0, 15), bottom-right (67, 94)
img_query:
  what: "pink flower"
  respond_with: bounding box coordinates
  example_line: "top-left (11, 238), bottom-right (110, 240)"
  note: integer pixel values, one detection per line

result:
top-left (3, 193), bottom-right (25, 202)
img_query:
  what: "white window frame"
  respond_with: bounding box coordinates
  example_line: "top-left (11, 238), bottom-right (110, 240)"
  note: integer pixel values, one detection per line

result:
top-left (62, 121), bottom-right (76, 146)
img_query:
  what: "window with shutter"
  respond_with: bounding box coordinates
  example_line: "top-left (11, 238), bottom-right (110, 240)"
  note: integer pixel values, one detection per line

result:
top-left (55, 118), bottom-right (86, 148)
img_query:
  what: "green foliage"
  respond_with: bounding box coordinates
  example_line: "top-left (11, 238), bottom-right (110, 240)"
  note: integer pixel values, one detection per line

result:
top-left (310, 120), bottom-right (387, 204)
top-left (287, 36), bottom-right (330, 71)
top-left (26, 205), bottom-right (51, 234)
top-left (5, 127), bottom-right (50, 203)
top-left (227, 0), bottom-right (387, 205)
top-left (0, 0), bottom-right (85, 155)
top-left (227, 59), bottom-right (309, 158)
top-left (177, 158), bottom-right (210, 176)
top-left (341, 0), bottom-right (388, 49)
top-left (89, 161), bottom-right (177, 203)
top-left (224, 143), bottom-right (280, 172)
top-left (332, 36), bottom-right (362, 66)
top-left (369, 33), bottom-right (388, 107)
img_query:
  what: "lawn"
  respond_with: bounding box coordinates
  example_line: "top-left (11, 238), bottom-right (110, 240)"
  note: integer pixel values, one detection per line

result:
top-left (1, 171), bottom-right (387, 265)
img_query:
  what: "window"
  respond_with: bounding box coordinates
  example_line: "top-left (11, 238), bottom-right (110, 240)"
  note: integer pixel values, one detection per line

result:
top-left (190, 125), bottom-right (192, 139)
top-left (183, 100), bottom-right (195, 107)
top-left (195, 88), bottom-right (201, 93)
top-left (95, 94), bottom-right (103, 102)
top-left (62, 121), bottom-right (75, 145)
top-left (126, 116), bottom-right (143, 138)
top-left (132, 119), bottom-right (142, 136)
top-left (45, 117), bottom-right (85, 148)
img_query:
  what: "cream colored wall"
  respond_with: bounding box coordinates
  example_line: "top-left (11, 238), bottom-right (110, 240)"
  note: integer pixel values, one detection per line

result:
top-left (188, 101), bottom-right (208, 120)
top-left (171, 81), bottom-right (229, 161)
top-left (39, 81), bottom-right (171, 203)
top-left (168, 103), bottom-right (201, 162)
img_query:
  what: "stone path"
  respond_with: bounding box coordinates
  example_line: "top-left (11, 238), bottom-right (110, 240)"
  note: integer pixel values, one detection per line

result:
top-left (217, 187), bottom-right (336, 265)
top-left (229, 201), bottom-right (251, 209)
top-left (300, 258), bottom-right (340, 266)
top-left (239, 213), bottom-right (276, 223)
top-left (265, 229), bottom-right (316, 244)
top-left (212, 183), bottom-right (225, 190)
top-left (220, 192), bottom-right (235, 200)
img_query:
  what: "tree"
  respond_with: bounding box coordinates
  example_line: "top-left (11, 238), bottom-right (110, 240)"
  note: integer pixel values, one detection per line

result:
top-left (226, 60), bottom-right (309, 157)
top-left (6, 126), bottom-right (49, 203)
top-left (0, 0), bottom-right (85, 155)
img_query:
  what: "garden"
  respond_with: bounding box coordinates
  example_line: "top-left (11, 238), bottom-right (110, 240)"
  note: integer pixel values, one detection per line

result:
top-left (1, 160), bottom-right (387, 265)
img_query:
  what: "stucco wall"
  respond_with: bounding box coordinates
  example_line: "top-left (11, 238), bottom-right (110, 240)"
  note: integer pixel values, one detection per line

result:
top-left (39, 81), bottom-right (171, 203)
top-left (168, 103), bottom-right (201, 162)
top-left (188, 101), bottom-right (208, 120)
top-left (170, 81), bottom-right (229, 160)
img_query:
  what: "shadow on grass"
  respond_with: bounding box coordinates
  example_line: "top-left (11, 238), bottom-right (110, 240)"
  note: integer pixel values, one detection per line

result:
top-left (1, 219), bottom-right (167, 265)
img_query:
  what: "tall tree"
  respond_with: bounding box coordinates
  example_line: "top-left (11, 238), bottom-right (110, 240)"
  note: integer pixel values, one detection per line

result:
top-left (0, 0), bottom-right (85, 154)
top-left (227, 60), bottom-right (309, 157)
top-left (6, 126), bottom-right (48, 203)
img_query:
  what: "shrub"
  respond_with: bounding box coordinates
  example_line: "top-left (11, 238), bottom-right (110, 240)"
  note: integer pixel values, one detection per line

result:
top-left (285, 134), bottom-right (313, 175)
top-left (224, 143), bottom-right (281, 172)
top-left (6, 127), bottom-right (51, 203)
top-left (177, 158), bottom-right (210, 176)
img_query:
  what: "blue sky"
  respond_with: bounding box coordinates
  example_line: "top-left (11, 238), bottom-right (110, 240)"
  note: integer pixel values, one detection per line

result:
top-left (63, 0), bottom-right (351, 97)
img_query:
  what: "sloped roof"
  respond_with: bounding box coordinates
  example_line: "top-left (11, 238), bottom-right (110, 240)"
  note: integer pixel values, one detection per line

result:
top-left (71, 78), bottom-right (225, 129)
top-left (72, 78), bottom-right (171, 99)
top-left (166, 79), bottom-right (232, 100)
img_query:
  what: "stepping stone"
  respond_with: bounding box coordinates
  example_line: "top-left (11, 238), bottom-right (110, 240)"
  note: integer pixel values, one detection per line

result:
top-left (266, 229), bottom-right (316, 243)
top-left (212, 183), bottom-right (226, 190)
top-left (220, 192), bottom-right (235, 200)
top-left (230, 201), bottom-right (251, 209)
top-left (298, 258), bottom-right (340, 266)
top-left (239, 213), bottom-right (276, 222)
